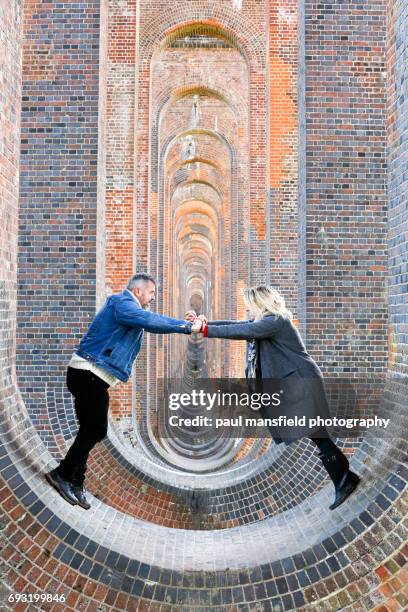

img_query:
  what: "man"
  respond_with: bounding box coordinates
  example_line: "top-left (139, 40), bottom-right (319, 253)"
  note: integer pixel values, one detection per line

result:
top-left (45, 273), bottom-right (202, 509)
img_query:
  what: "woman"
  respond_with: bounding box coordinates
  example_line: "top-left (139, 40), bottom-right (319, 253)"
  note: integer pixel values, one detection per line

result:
top-left (188, 285), bottom-right (360, 510)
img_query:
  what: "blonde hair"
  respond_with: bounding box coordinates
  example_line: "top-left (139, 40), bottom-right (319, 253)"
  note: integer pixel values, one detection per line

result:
top-left (243, 285), bottom-right (293, 321)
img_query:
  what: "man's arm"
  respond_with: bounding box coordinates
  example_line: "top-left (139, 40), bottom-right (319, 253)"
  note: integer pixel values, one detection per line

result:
top-left (115, 298), bottom-right (192, 334)
top-left (184, 311), bottom-right (248, 326)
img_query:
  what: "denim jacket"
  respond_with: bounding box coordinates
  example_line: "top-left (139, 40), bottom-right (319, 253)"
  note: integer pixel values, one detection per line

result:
top-left (76, 290), bottom-right (192, 382)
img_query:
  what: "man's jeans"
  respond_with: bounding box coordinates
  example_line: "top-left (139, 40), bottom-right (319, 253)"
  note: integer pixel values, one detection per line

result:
top-left (56, 367), bottom-right (110, 486)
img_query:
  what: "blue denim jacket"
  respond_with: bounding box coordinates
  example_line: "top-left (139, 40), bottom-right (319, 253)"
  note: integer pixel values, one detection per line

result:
top-left (75, 290), bottom-right (192, 382)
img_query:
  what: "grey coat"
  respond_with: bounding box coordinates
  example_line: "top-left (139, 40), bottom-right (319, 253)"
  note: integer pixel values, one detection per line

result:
top-left (207, 315), bottom-right (330, 444)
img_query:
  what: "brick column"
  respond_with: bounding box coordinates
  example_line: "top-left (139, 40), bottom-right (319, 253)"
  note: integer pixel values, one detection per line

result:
top-left (105, 0), bottom-right (137, 419)
top-left (268, 0), bottom-right (300, 314)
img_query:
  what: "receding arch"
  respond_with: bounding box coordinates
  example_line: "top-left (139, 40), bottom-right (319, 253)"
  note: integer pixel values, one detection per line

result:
top-left (141, 16), bottom-right (265, 69)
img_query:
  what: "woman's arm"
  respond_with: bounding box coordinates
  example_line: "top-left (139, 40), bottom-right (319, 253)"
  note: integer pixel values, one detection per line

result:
top-left (207, 319), bottom-right (248, 326)
top-left (204, 315), bottom-right (283, 340)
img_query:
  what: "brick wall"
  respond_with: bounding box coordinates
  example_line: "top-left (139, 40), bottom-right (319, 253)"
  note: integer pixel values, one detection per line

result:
top-left (304, 0), bottom-right (388, 384)
top-left (16, 0), bottom-right (108, 451)
top-left (0, 0), bottom-right (23, 386)
top-left (387, 0), bottom-right (408, 352)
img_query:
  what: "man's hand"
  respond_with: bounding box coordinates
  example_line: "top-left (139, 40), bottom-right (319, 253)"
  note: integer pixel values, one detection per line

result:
top-left (185, 310), bottom-right (197, 323)
top-left (185, 311), bottom-right (208, 332)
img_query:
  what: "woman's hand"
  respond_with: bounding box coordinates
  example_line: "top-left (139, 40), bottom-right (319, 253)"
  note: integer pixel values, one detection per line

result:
top-left (191, 318), bottom-right (203, 333)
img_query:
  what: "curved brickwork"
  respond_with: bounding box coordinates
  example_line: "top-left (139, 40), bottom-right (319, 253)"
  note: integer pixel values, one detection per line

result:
top-left (0, 413), bottom-right (406, 610)
top-left (81, 437), bottom-right (347, 526)
top-left (0, 1), bottom-right (407, 612)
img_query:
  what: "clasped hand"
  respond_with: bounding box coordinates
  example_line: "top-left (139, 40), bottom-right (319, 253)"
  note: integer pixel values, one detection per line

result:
top-left (185, 310), bottom-right (207, 333)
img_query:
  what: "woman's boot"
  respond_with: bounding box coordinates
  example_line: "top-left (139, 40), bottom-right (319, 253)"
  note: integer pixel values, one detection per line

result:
top-left (318, 447), bottom-right (360, 510)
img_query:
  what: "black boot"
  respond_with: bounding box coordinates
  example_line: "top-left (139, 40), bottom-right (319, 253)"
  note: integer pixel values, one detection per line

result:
top-left (45, 469), bottom-right (78, 506)
top-left (70, 464), bottom-right (91, 509)
top-left (318, 448), bottom-right (360, 510)
top-left (71, 484), bottom-right (91, 510)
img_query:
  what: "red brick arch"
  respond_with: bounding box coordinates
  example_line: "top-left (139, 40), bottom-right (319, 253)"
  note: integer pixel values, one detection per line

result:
top-left (139, 16), bottom-right (265, 69)
top-left (154, 84), bottom-right (248, 127)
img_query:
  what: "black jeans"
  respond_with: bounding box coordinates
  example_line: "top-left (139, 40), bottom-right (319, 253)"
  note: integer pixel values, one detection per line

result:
top-left (56, 367), bottom-right (110, 486)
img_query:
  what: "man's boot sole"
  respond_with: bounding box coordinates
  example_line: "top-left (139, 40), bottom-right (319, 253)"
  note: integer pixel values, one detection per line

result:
top-left (45, 472), bottom-right (77, 506)
top-left (77, 502), bottom-right (91, 510)
top-left (329, 473), bottom-right (360, 510)
top-left (74, 498), bottom-right (91, 510)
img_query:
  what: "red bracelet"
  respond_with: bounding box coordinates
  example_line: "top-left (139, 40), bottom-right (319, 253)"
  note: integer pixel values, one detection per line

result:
top-left (202, 322), bottom-right (208, 337)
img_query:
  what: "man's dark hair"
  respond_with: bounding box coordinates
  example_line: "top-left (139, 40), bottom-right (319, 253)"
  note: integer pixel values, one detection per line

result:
top-left (126, 273), bottom-right (156, 290)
